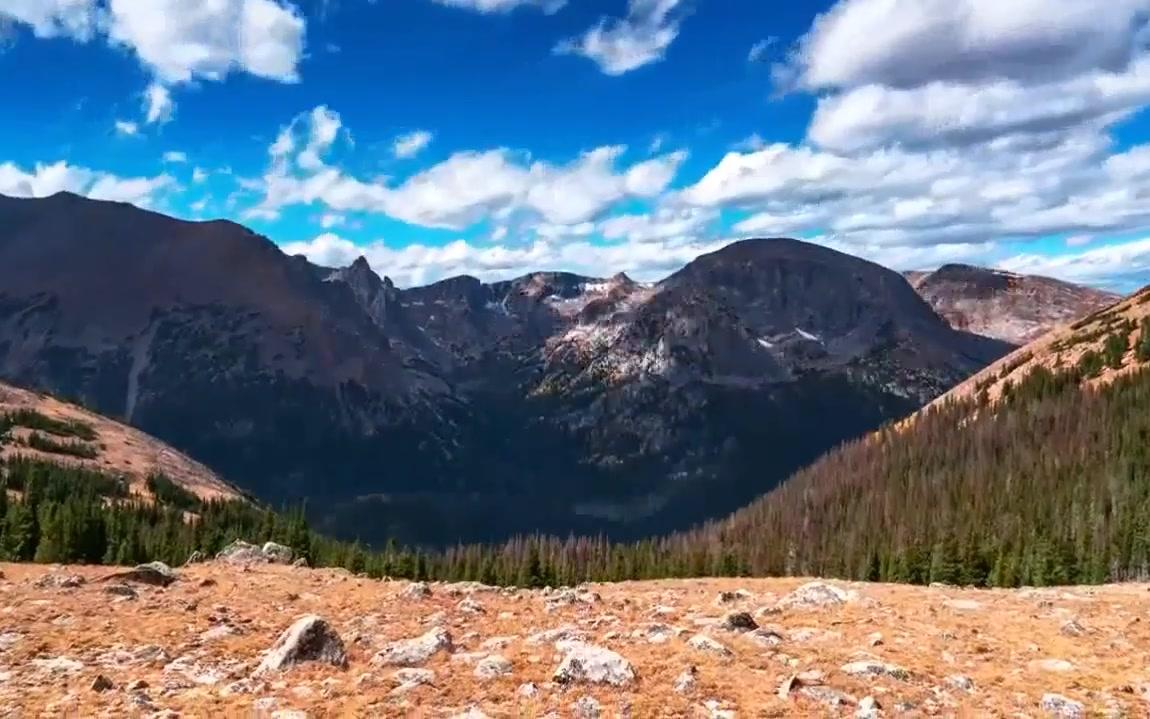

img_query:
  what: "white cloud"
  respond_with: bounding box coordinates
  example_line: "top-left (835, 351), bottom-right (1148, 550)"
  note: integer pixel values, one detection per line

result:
top-left (0, 0), bottom-right (98, 40)
top-left (318, 213), bottom-right (345, 229)
top-left (747, 37), bottom-right (775, 63)
top-left (0, 160), bottom-right (172, 206)
top-left (162, 151), bottom-right (188, 163)
top-left (393, 130), bottom-right (434, 159)
top-left (104, 0), bottom-right (306, 84)
top-left (999, 237), bottom-right (1150, 289)
top-left (143, 82), bottom-right (174, 124)
top-left (251, 106), bottom-right (688, 230)
top-left (556, 0), bottom-right (686, 76)
top-left (296, 106), bottom-right (343, 170)
top-left (785, 0), bottom-right (1150, 92)
top-left (431, 0), bottom-right (565, 13)
top-left (283, 231), bottom-right (730, 287)
top-left (192, 167), bottom-right (209, 183)
top-left (114, 119), bottom-right (139, 136)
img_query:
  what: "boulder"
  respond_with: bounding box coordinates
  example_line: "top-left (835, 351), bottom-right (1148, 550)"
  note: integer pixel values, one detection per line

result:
top-left (216, 540), bottom-right (269, 564)
top-left (34, 573), bottom-right (85, 589)
top-left (673, 666), bottom-right (698, 695)
top-left (777, 582), bottom-right (854, 609)
top-left (688, 634), bottom-right (733, 657)
top-left (261, 542), bottom-right (294, 564)
top-left (945, 675), bottom-right (975, 692)
top-left (721, 612), bottom-right (758, 633)
top-left (107, 562), bottom-right (178, 587)
top-left (474, 655), bottom-right (512, 680)
top-left (572, 696), bottom-right (601, 719)
top-left (856, 696), bottom-right (882, 719)
top-left (103, 583), bottom-right (138, 599)
top-left (400, 582), bottom-right (432, 601)
top-left (1041, 694), bottom-right (1085, 718)
top-left (841, 660), bottom-right (909, 681)
top-left (254, 615), bottom-right (348, 675)
top-left (553, 641), bottom-right (636, 687)
top-left (91, 675), bottom-right (115, 692)
top-left (372, 627), bottom-right (453, 667)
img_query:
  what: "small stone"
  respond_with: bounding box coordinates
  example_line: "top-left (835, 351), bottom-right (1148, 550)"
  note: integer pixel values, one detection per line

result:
top-left (91, 674), bottom-right (115, 692)
top-left (400, 582), bottom-right (432, 601)
top-left (1030, 658), bottom-right (1075, 673)
top-left (841, 661), bottom-right (909, 681)
top-left (945, 675), bottom-right (974, 692)
top-left (553, 641), bottom-right (636, 687)
top-left (867, 632), bottom-right (884, 647)
top-left (104, 583), bottom-right (138, 599)
top-left (721, 612), bottom-right (758, 633)
top-left (688, 634), bottom-right (733, 657)
top-left (458, 598), bottom-right (485, 614)
top-left (943, 599), bottom-right (982, 612)
top-left (777, 582), bottom-right (854, 609)
top-left (109, 561), bottom-right (178, 587)
top-left (1041, 693), bottom-right (1085, 718)
top-left (714, 590), bottom-right (753, 606)
top-left (856, 696), bottom-right (882, 718)
top-left (673, 666), bottom-right (698, 695)
top-left (474, 655), bottom-right (512, 680)
top-left (34, 573), bottom-right (86, 589)
top-left (372, 627), bottom-right (452, 667)
top-left (517, 682), bottom-right (539, 698)
top-left (1060, 619), bottom-right (1087, 637)
top-left (572, 696), bottom-right (601, 719)
top-left (254, 615), bottom-right (348, 675)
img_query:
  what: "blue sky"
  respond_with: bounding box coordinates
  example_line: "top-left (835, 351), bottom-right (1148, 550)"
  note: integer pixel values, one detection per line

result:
top-left (2, 0), bottom-right (1150, 291)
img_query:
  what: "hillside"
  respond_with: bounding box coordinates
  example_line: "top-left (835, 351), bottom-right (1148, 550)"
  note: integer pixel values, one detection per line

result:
top-left (906, 264), bottom-right (1119, 344)
top-left (0, 192), bottom-right (1008, 545)
top-left (2, 562), bottom-right (1142, 718)
top-left (673, 288), bottom-right (1150, 587)
top-left (0, 380), bottom-right (242, 504)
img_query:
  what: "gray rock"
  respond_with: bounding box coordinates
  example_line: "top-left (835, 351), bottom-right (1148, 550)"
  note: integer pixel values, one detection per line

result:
top-left (799, 685), bottom-right (857, 708)
top-left (254, 615), bottom-right (348, 675)
top-left (1030, 658), bottom-right (1075, 673)
top-left (721, 611), bottom-right (758, 632)
top-left (703, 700), bottom-right (736, 719)
top-left (106, 561), bottom-right (178, 587)
top-left (572, 696), bottom-right (601, 719)
top-left (856, 696), bottom-right (882, 718)
top-left (1041, 693), bottom-right (1085, 718)
top-left (517, 681), bottom-right (540, 698)
top-left (372, 627), bottom-right (453, 667)
top-left (34, 573), bottom-right (85, 589)
top-left (91, 674), bottom-right (114, 692)
top-left (553, 641), bottom-right (636, 687)
top-left (1060, 619), bottom-right (1087, 637)
top-left (673, 666), bottom-right (698, 695)
top-left (31, 657), bottom-right (84, 674)
top-left (777, 582), bottom-right (854, 609)
top-left (841, 661), bottom-right (909, 681)
top-left (261, 542), bottom-right (294, 563)
top-left (183, 551), bottom-right (205, 566)
top-left (104, 583), bottom-right (138, 599)
top-left (457, 597), bottom-right (485, 614)
top-left (400, 582), bottom-right (432, 601)
top-left (216, 540), bottom-right (272, 565)
top-left (688, 634), bottom-right (733, 657)
top-left (449, 709), bottom-right (491, 719)
top-left (748, 627), bottom-right (785, 647)
top-left (526, 626), bottom-right (587, 646)
top-left (945, 674), bottom-right (975, 692)
top-left (474, 655), bottom-right (512, 680)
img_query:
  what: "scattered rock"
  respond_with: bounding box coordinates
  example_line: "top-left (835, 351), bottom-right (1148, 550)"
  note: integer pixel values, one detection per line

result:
top-left (1030, 658), bottom-right (1075, 673)
top-left (688, 634), bottom-right (733, 657)
top-left (91, 674), bottom-right (115, 692)
top-left (449, 708), bottom-right (490, 719)
top-left (1041, 693), bottom-right (1085, 718)
top-left (714, 590), bottom-right (753, 606)
top-left (799, 685), bottom-right (857, 709)
top-left (31, 657), bottom-right (84, 674)
top-left (841, 660), bottom-right (909, 681)
top-left (1060, 619), bottom-right (1087, 637)
top-left (372, 627), bottom-right (453, 667)
top-left (255, 615), bottom-right (348, 675)
top-left (749, 627), bottom-right (786, 647)
top-left (526, 626), bottom-right (586, 646)
top-left (553, 641), bottom-right (636, 687)
top-left (943, 599), bottom-right (982, 612)
top-left (517, 682), bottom-right (539, 698)
top-left (474, 655), bottom-right (512, 680)
top-left (856, 696), bottom-right (882, 718)
top-left (183, 551), bottom-right (205, 566)
top-left (673, 666), bottom-right (698, 695)
top-left (572, 696), bottom-right (601, 719)
top-left (777, 582), bottom-right (854, 609)
top-left (216, 539), bottom-right (293, 565)
top-left (457, 597), bottom-right (485, 614)
top-left (945, 675), bottom-right (975, 692)
top-left (106, 561), bottom-right (178, 587)
top-left (261, 542), bottom-right (294, 563)
top-left (400, 582), bottom-right (432, 601)
top-left (291, 557), bottom-right (309, 568)
top-left (103, 583), bottom-right (138, 599)
top-left (721, 611), bottom-right (758, 633)
top-left (34, 573), bottom-right (85, 589)
top-left (703, 699), bottom-right (736, 719)
top-left (866, 632), bottom-right (884, 647)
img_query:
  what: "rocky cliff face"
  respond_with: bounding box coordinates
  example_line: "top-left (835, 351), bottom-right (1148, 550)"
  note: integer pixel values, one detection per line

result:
top-left (0, 193), bottom-right (1010, 544)
top-left (906, 264), bottom-right (1120, 345)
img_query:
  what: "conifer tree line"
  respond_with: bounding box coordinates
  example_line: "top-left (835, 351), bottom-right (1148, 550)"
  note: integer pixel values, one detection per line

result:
top-left (5, 340), bottom-right (1150, 588)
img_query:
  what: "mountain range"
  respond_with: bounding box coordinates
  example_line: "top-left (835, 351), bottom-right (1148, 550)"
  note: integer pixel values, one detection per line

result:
top-left (1, 191), bottom-right (1107, 545)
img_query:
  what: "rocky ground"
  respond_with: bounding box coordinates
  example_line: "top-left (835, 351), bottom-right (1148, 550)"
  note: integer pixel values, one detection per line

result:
top-left (0, 560), bottom-right (1145, 718)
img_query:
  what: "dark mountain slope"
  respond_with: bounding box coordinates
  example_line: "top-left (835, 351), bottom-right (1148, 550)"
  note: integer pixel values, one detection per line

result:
top-left (684, 288), bottom-right (1150, 586)
top-left (0, 194), bottom-right (1010, 545)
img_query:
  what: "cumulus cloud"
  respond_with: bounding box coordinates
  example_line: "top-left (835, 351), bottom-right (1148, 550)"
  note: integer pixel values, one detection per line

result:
top-left (0, 0), bottom-right (306, 84)
top-left (784, 0), bottom-right (1150, 91)
top-left (556, 0), bottom-right (687, 76)
top-left (393, 130), bottom-right (433, 159)
top-left (162, 151), bottom-right (188, 163)
top-left (999, 237), bottom-right (1150, 290)
top-left (282, 231), bottom-right (730, 287)
top-left (143, 82), bottom-right (174, 124)
top-left (114, 119), bottom-right (138, 136)
top-left (250, 106), bottom-right (688, 230)
top-left (431, 0), bottom-right (565, 13)
top-left (0, 160), bottom-right (172, 205)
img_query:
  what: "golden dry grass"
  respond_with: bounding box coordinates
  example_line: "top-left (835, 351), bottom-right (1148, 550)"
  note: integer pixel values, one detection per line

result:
top-left (0, 381), bottom-right (241, 503)
top-left (0, 562), bottom-right (1146, 717)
